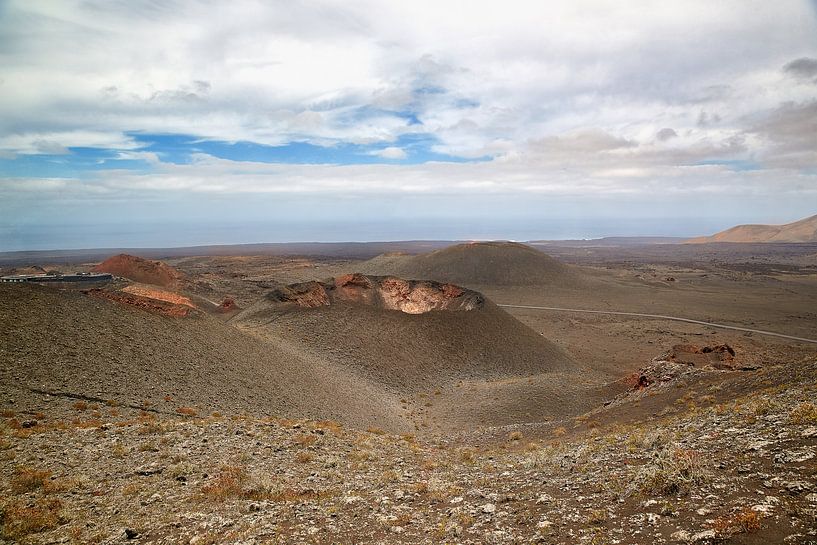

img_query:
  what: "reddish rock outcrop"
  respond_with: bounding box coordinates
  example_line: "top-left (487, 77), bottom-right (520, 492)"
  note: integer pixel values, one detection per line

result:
top-left (218, 298), bottom-right (239, 313)
top-left (121, 285), bottom-right (195, 308)
top-left (84, 288), bottom-right (192, 317)
top-left (268, 281), bottom-right (331, 308)
top-left (266, 274), bottom-right (483, 314)
top-left (661, 344), bottom-right (736, 370)
top-left (92, 254), bottom-right (184, 288)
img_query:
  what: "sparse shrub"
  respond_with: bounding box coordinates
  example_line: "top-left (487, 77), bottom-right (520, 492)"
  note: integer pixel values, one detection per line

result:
top-left (0, 409), bottom-right (15, 418)
top-left (72, 401), bottom-right (87, 411)
top-left (552, 426), bottom-right (567, 437)
top-left (201, 465), bottom-right (248, 501)
top-left (138, 441), bottom-right (158, 452)
top-left (1, 498), bottom-right (64, 539)
top-left (632, 447), bottom-right (706, 497)
top-left (508, 431), bottom-right (523, 442)
top-left (121, 483), bottom-right (140, 496)
top-left (11, 466), bottom-right (52, 493)
top-left (295, 451), bottom-right (313, 464)
top-left (586, 508), bottom-right (608, 526)
top-left (348, 449), bottom-right (371, 463)
top-left (421, 459), bottom-right (438, 470)
top-left (167, 461), bottom-right (196, 480)
top-left (313, 420), bottom-right (343, 435)
top-left (788, 402), bottom-right (817, 424)
top-left (43, 477), bottom-right (82, 494)
top-left (366, 427), bottom-right (386, 435)
top-left (293, 433), bottom-right (317, 446)
top-left (176, 406), bottom-right (197, 417)
top-left (459, 448), bottom-right (476, 464)
top-left (712, 508), bottom-right (762, 537)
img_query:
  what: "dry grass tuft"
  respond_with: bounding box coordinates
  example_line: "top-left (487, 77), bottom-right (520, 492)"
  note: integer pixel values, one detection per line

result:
top-left (176, 406), bottom-right (198, 417)
top-left (632, 447), bottom-right (706, 497)
top-left (712, 508), bottom-right (762, 537)
top-left (586, 508), bottom-right (608, 526)
top-left (11, 466), bottom-right (52, 493)
top-left (295, 451), bottom-right (314, 464)
top-left (1, 498), bottom-right (64, 540)
top-left (313, 420), bottom-right (343, 435)
top-left (200, 465), bottom-right (249, 501)
top-left (788, 402), bottom-right (817, 424)
top-left (293, 433), bottom-right (317, 447)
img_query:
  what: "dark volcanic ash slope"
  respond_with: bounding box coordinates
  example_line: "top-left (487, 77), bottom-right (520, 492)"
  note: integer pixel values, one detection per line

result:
top-left (233, 274), bottom-right (576, 393)
top-left (0, 284), bottom-right (407, 431)
top-left (358, 241), bottom-right (580, 287)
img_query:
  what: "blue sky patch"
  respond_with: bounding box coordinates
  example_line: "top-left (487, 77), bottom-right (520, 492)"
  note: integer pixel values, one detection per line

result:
top-left (0, 131), bottom-right (484, 178)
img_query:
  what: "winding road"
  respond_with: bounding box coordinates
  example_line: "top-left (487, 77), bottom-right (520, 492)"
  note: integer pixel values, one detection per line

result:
top-left (497, 304), bottom-right (817, 344)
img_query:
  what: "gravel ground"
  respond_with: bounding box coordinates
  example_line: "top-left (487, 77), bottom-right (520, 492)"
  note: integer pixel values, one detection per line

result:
top-left (1, 359), bottom-right (815, 544)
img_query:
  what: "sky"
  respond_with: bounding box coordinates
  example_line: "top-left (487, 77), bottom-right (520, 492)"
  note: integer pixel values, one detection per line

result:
top-left (1, 1), bottom-right (816, 250)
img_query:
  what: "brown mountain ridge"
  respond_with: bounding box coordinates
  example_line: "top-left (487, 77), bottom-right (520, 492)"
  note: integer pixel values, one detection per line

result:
top-left (686, 214), bottom-right (817, 243)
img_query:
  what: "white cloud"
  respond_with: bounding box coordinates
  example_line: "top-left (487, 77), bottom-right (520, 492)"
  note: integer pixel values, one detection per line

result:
top-left (1, 1), bottom-right (815, 160)
top-left (370, 146), bottom-right (407, 160)
top-left (0, 0), bottom-right (816, 236)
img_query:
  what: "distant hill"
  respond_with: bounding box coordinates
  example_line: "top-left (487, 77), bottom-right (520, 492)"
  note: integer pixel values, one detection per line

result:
top-left (234, 274), bottom-right (574, 387)
top-left (687, 215), bottom-right (817, 243)
top-left (92, 254), bottom-right (184, 287)
top-left (358, 241), bottom-right (579, 287)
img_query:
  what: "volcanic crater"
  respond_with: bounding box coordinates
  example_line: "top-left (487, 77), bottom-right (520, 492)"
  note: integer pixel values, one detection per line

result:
top-left (266, 273), bottom-right (485, 314)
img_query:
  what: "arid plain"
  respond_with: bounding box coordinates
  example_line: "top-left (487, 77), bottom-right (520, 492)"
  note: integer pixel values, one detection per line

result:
top-left (1, 239), bottom-right (816, 544)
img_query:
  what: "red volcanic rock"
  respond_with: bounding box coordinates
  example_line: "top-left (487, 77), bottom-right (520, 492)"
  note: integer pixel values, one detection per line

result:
top-left (267, 281), bottom-right (330, 308)
top-left (334, 274), bottom-right (377, 305)
top-left (84, 288), bottom-right (191, 317)
top-left (92, 254), bottom-right (184, 288)
top-left (660, 344), bottom-right (736, 370)
top-left (218, 297), bottom-right (239, 313)
top-left (266, 274), bottom-right (484, 314)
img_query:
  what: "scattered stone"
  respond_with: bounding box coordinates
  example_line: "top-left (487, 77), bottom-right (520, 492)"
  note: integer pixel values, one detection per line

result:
top-left (671, 529), bottom-right (691, 542)
top-left (801, 426), bottom-right (817, 438)
top-left (783, 481), bottom-right (812, 494)
top-left (690, 529), bottom-right (716, 542)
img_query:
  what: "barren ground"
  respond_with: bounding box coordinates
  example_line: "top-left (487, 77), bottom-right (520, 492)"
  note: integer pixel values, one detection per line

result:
top-left (1, 240), bottom-right (816, 543)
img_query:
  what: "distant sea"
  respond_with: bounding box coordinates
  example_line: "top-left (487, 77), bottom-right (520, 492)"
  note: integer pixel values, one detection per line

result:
top-left (0, 218), bottom-right (723, 252)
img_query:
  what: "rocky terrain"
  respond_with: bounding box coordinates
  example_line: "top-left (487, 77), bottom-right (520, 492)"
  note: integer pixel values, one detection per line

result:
top-left (0, 357), bottom-right (815, 544)
top-left (1, 242), bottom-right (816, 543)
top-left (264, 274), bottom-right (484, 314)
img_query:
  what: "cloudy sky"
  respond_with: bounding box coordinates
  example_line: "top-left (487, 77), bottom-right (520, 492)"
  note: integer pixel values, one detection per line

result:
top-left (1, 1), bottom-right (816, 250)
